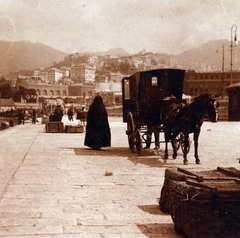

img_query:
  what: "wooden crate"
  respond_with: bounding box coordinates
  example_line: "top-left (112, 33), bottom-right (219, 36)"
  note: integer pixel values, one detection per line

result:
top-left (65, 125), bottom-right (84, 133)
top-left (42, 117), bottom-right (49, 124)
top-left (75, 125), bottom-right (84, 133)
top-left (1, 121), bottom-right (9, 130)
top-left (46, 122), bottom-right (64, 133)
top-left (159, 167), bottom-right (240, 238)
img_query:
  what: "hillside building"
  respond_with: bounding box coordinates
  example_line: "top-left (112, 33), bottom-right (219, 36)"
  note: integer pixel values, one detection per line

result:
top-left (33, 70), bottom-right (48, 82)
top-left (71, 63), bottom-right (96, 84)
top-left (60, 67), bottom-right (71, 78)
top-left (109, 72), bottom-right (123, 82)
top-left (88, 55), bottom-right (99, 65)
top-left (48, 68), bottom-right (63, 83)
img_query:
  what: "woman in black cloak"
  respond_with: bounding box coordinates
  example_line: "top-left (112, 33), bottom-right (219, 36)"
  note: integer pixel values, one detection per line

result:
top-left (53, 105), bottom-right (63, 121)
top-left (84, 96), bottom-right (111, 150)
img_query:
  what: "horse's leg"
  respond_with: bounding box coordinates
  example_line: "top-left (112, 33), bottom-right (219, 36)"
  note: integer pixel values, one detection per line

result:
top-left (183, 133), bottom-right (189, 165)
top-left (170, 132), bottom-right (178, 159)
top-left (164, 131), bottom-right (169, 159)
top-left (194, 128), bottom-right (201, 164)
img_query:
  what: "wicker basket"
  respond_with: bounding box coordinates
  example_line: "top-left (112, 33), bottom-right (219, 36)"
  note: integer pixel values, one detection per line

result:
top-left (159, 167), bottom-right (240, 238)
top-left (159, 168), bottom-right (187, 213)
top-left (170, 180), bottom-right (240, 238)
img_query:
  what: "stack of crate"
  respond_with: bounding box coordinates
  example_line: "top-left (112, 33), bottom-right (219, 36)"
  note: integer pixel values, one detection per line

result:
top-left (65, 125), bottom-right (84, 133)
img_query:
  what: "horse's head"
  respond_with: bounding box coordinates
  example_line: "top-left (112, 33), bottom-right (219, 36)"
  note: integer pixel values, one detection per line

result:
top-left (199, 93), bottom-right (218, 122)
top-left (192, 94), bottom-right (218, 122)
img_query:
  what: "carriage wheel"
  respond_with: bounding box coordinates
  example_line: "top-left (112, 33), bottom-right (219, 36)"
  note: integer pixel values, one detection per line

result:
top-left (135, 129), bottom-right (142, 155)
top-left (126, 113), bottom-right (135, 152)
top-left (180, 133), bottom-right (191, 154)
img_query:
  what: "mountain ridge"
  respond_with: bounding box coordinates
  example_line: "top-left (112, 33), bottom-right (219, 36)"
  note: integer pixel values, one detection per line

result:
top-left (0, 39), bottom-right (239, 78)
top-left (177, 39), bottom-right (238, 71)
top-left (0, 40), bottom-right (68, 76)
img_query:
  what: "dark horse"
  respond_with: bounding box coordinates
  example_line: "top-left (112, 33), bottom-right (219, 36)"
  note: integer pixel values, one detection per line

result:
top-left (163, 93), bottom-right (218, 165)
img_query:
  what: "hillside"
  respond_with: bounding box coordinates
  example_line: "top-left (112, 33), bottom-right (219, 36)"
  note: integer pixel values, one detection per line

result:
top-left (0, 41), bottom-right (68, 77)
top-left (177, 39), bottom-right (239, 72)
top-left (1, 39), bottom-right (239, 80)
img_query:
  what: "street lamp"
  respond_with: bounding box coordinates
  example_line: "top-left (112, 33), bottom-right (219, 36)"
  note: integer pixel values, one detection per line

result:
top-left (230, 24), bottom-right (237, 85)
top-left (221, 45), bottom-right (225, 98)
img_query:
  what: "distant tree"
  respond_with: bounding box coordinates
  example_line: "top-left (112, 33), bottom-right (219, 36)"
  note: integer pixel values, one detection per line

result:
top-left (82, 54), bottom-right (89, 64)
top-left (0, 78), bottom-right (13, 98)
top-left (24, 88), bottom-right (38, 102)
top-left (13, 87), bottom-right (37, 103)
top-left (119, 62), bottom-right (131, 74)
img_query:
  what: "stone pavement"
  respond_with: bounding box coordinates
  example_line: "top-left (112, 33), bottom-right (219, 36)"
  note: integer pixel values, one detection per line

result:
top-left (0, 115), bottom-right (240, 237)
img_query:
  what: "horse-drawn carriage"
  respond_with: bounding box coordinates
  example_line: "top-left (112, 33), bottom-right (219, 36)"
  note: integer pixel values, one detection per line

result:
top-left (122, 68), bottom-right (218, 164)
top-left (122, 68), bottom-right (186, 153)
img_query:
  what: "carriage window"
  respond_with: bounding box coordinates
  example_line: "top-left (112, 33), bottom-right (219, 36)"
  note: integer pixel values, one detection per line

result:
top-left (231, 94), bottom-right (237, 109)
top-left (152, 77), bottom-right (158, 86)
top-left (124, 80), bottom-right (130, 99)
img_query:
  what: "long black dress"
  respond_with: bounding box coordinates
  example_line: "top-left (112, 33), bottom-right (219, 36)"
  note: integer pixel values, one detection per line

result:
top-left (84, 96), bottom-right (111, 150)
top-left (53, 106), bottom-right (63, 121)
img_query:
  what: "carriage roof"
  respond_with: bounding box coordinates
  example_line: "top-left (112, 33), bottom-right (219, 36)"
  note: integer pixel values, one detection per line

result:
top-left (226, 82), bottom-right (240, 90)
top-left (122, 68), bottom-right (185, 101)
top-left (123, 68), bottom-right (185, 82)
top-left (124, 68), bottom-right (185, 77)
top-left (122, 68), bottom-right (186, 123)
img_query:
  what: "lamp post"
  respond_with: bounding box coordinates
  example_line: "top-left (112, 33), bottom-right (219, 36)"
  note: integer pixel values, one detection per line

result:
top-left (230, 24), bottom-right (237, 85)
top-left (221, 45), bottom-right (225, 98)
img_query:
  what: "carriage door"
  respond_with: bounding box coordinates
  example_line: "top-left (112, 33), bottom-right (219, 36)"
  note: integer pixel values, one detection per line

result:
top-left (122, 77), bottom-right (136, 122)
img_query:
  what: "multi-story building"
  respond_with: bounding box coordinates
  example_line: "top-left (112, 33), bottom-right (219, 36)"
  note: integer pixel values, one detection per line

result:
top-left (88, 55), bottom-right (99, 65)
top-left (109, 72), bottom-right (123, 82)
top-left (130, 57), bottom-right (143, 68)
top-left (33, 70), bottom-right (48, 82)
top-left (184, 70), bottom-right (240, 97)
top-left (48, 68), bottom-right (63, 83)
top-left (60, 67), bottom-right (71, 78)
top-left (71, 63), bottom-right (96, 84)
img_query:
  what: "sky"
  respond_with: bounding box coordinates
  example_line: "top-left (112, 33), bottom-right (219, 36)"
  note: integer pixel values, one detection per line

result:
top-left (0, 0), bottom-right (240, 55)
